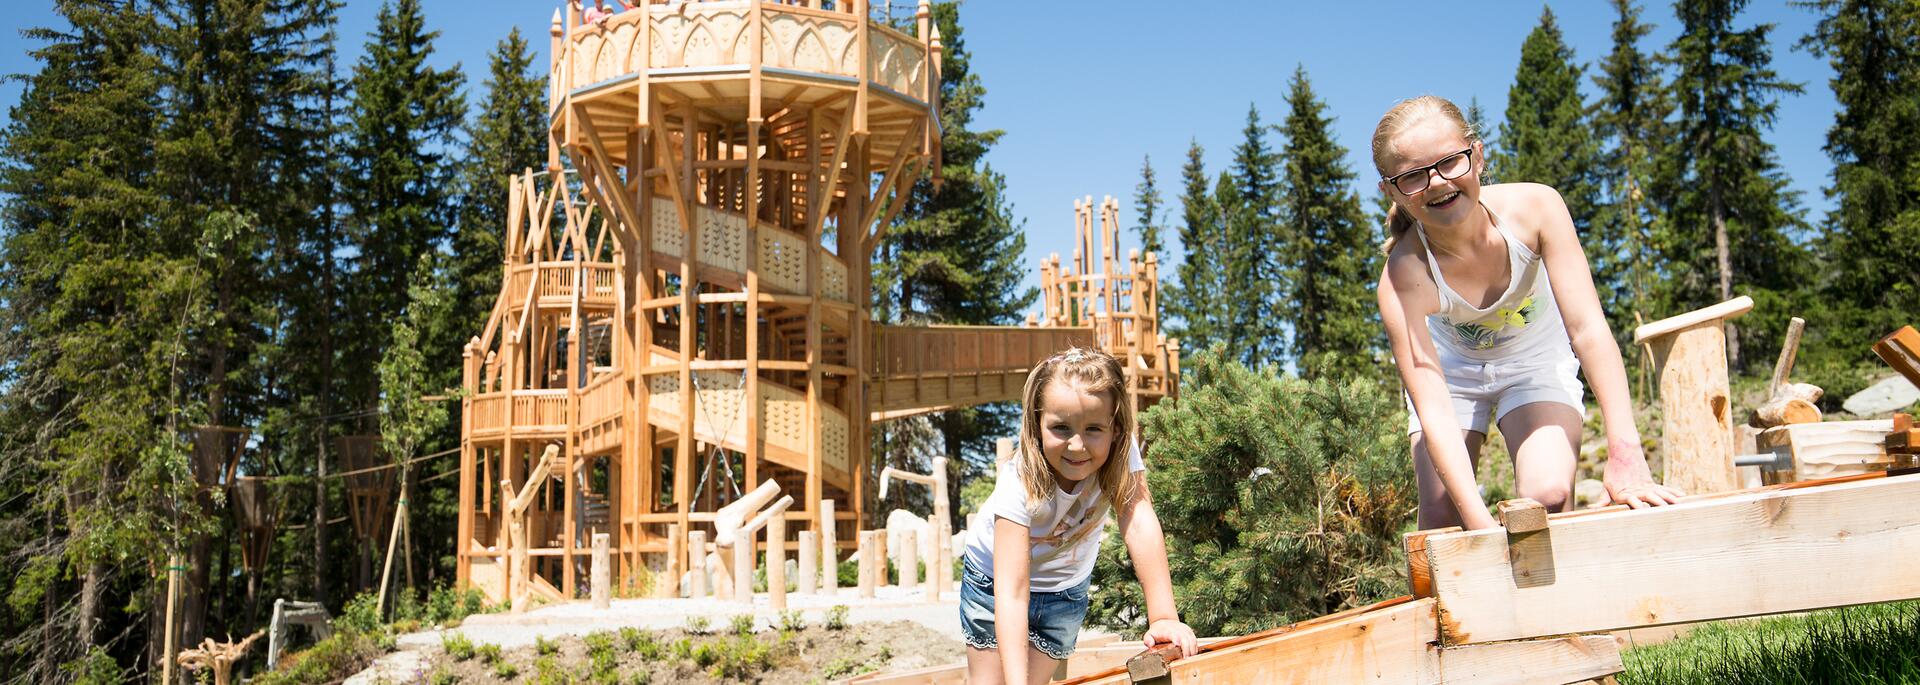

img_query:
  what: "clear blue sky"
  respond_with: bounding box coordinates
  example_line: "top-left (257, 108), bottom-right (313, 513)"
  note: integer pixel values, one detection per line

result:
top-left (2, 1), bottom-right (1840, 316)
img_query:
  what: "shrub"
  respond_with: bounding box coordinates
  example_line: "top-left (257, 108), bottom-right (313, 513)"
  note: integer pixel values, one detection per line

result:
top-left (684, 615), bottom-right (711, 635)
top-left (584, 630), bottom-right (616, 657)
top-left (429, 667), bottom-right (460, 685)
top-left (729, 614), bottom-right (756, 637)
top-left (475, 643), bottom-right (503, 665)
top-left (777, 609), bottom-right (806, 632)
top-left (529, 656), bottom-right (565, 685)
top-left (492, 660), bottom-right (519, 680)
top-left (1085, 353), bottom-right (1414, 637)
top-left (534, 634), bottom-right (558, 656)
top-left (707, 635), bottom-right (775, 679)
top-left (66, 647), bottom-right (120, 685)
top-left (440, 631), bottom-right (475, 661)
top-left (249, 629), bottom-right (387, 685)
top-left (426, 584), bottom-right (492, 625)
top-left (670, 638), bottom-right (694, 661)
top-left (824, 605), bottom-right (850, 631)
top-left (337, 590), bottom-right (384, 634)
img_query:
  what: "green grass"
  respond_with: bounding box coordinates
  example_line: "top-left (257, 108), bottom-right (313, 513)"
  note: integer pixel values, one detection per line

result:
top-left (1620, 602), bottom-right (1920, 684)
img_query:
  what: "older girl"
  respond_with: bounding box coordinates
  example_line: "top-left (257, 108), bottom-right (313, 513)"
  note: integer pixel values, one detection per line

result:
top-left (961, 348), bottom-right (1198, 684)
top-left (1372, 96), bottom-right (1682, 530)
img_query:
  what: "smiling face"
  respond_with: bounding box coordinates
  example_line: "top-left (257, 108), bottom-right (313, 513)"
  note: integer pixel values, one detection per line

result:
top-left (1378, 115), bottom-right (1485, 230)
top-left (1036, 380), bottom-right (1115, 491)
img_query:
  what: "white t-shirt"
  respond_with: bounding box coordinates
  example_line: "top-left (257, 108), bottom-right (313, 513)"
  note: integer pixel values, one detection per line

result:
top-left (962, 442), bottom-right (1146, 592)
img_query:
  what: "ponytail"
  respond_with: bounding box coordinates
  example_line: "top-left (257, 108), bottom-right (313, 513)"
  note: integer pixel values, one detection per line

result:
top-left (1382, 202), bottom-right (1416, 255)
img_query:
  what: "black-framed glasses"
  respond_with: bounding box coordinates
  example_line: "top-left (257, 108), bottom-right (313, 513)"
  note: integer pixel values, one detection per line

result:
top-left (1383, 148), bottom-right (1474, 195)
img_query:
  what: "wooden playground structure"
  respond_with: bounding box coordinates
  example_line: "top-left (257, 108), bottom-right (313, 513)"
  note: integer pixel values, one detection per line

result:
top-left (452, 0), bottom-right (1178, 607)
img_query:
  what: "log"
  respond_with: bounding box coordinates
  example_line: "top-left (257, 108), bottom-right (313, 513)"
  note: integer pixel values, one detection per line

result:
top-left (1757, 419), bottom-right (1893, 481)
top-left (1635, 297), bottom-right (1752, 496)
top-left (858, 531), bottom-right (876, 599)
top-left (768, 515), bottom-right (787, 610)
top-left (661, 523), bottom-right (682, 599)
top-left (1421, 472), bottom-right (1920, 645)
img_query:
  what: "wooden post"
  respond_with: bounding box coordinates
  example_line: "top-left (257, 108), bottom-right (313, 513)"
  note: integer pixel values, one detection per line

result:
top-left (1633, 297), bottom-right (1752, 495)
top-left (798, 530), bottom-right (817, 595)
top-left (163, 553), bottom-right (180, 685)
top-left (768, 515), bottom-right (788, 610)
top-left (820, 499), bottom-right (838, 594)
top-left (875, 529), bottom-right (889, 588)
top-left (688, 530), bottom-right (708, 598)
top-left (733, 529), bottom-right (755, 605)
top-left (899, 529), bottom-right (918, 592)
top-left (661, 523), bottom-right (682, 599)
top-left (591, 533), bottom-right (610, 609)
top-left (858, 531), bottom-right (876, 598)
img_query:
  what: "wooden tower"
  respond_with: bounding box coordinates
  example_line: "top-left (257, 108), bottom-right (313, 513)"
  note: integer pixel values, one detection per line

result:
top-left (455, 0), bottom-right (1176, 603)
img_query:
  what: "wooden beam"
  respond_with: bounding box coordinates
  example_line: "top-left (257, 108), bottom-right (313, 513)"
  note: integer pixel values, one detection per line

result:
top-left (1422, 472), bottom-right (1920, 645)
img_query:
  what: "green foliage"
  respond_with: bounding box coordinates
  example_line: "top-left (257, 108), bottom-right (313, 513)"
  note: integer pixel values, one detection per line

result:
top-left (1278, 66), bottom-right (1384, 380)
top-left (825, 605), bottom-right (851, 631)
top-left (670, 638), bottom-right (694, 660)
top-left (66, 646), bottom-right (121, 685)
top-left (529, 655), bottom-right (565, 685)
top-left (339, 590), bottom-right (385, 634)
top-left (1219, 104), bottom-right (1288, 366)
top-left (684, 615), bottom-right (712, 635)
top-left (1088, 353), bottom-right (1414, 636)
top-left (451, 27), bottom-right (547, 350)
top-left (476, 643), bottom-right (503, 665)
top-left (1168, 139), bottom-right (1227, 349)
top-left (1133, 154), bottom-right (1166, 257)
top-left (492, 659), bottom-right (519, 680)
top-left (440, 631), bottom-right (475, 660)
top-left (1491, 7), bottom-right (1603, 243)
top-left (534, 634), bottom-right (558, 656)
top-left (1620, 601), bottom-right (1920, 684)
top-left (426, 584), bottom-right (493, 625)
top-left (623, 627), bottom-right (662, 660)
top-left (250, 629), bottom-right (388, 685)
top-left (705, 635), bottom-right (777, 680)
top-left (429, 667), bottom-right (460, 685)
top-left (1588, 0), bottom-right (1672, 347)
top-left (777, 609), bottom-right (807, 632)
top-left (729, 613), bottom-right (757, 636)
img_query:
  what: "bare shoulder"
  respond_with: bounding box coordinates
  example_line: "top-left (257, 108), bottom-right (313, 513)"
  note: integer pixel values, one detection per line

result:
top-left (1380, 237), bottom-right (1439, 316)
top-left (1481, 183), bottom-right (1571, 247)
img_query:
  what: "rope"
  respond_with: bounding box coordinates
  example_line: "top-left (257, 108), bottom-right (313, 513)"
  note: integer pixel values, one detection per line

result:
top-left (325, 446), bottom-right (460, 480)
top-left (690, 369), bottom-right (751, 500)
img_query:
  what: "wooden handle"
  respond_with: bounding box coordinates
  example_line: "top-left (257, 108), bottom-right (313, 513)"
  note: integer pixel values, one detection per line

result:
top-left (1768, 317), bottom-right (1806, 396)
top-left (1126, 642), bottom-right (1186, 682)
top-left (1874, 326), bottom-right (1920, 388)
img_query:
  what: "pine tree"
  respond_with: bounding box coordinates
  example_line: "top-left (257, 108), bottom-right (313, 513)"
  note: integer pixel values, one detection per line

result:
top-left (1659, 0), bottom-right (1811, 370)
top-left (452, 29), bottom-right (547, 365)
top-left (1221, 105), bottom-right (1287, 367)
top-left (1589, 0), bottom-right (1672, 346)
top-left (1132, 154), bottom-right (1166, 257)
top-left (1086, 354), bottom-right (1414, 635)
top-left (0, 0), bottom-right (211, 673)
top-left (873, 1), bottom-right (1036, 513)
top-left (1167, 140), bottom-right (1225, 351)
top-left (1467, 97), bottom-right (1498, 185)
top-left (1799, 0), bottom-right (1920, 367)
top-left (341, 0), bottom-right (467, 406)
top-left (1495, 8), bottom-right (1603, 245)
top-left (1279, 67), bottom-right (1382, 380)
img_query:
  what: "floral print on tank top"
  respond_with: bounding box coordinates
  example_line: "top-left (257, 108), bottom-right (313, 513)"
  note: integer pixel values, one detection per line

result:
top-left (1442, 295), bottom-right (1539, 351)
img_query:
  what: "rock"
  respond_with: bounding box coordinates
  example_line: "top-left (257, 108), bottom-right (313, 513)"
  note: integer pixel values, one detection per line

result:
top-left (1843, 375), bottom-right (1920, 416)
top-left (1575, 479), bottom-right (1609, 509)
top-left (884, 508), bottom-right (935, 567)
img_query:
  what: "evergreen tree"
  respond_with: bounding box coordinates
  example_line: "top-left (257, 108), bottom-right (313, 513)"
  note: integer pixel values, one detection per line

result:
top-left (1589, 0), bottom-right (1672, 345)
top-left (1494, 8), bottom-right (1603, 245)
top-left (1279, 67), bottom-right (1381, 380)
top-left (1467, 97), bottom-right (1498, 185)
top-left (0, 0), bottom-right (212, 674)
top-left (1220, 105), bottom-right (1287, 367)
top-left (1659, 0), bottom-right (1811, 370)
top-left (452, 28), bottom-right (548, 366)
top-left (341, 0), bottom-right (467, 406)
top-left (1086, 354), bottom-right (1414, 635)
top-left (872, 1), bottom-right (1036, 517)
top-left (1132, 154), bottom-right (1166, 257)
top-left (1166, 140), bottom-right (1225, 350)
top-left (1799, 0), bottom-right (1920, 368)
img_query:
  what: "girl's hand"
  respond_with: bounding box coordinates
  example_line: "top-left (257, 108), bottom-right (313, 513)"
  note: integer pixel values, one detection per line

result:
top-left (1143, 618), bottom-right (1200, 658)
top-left (1603, 439), bottom-right (1685, 508)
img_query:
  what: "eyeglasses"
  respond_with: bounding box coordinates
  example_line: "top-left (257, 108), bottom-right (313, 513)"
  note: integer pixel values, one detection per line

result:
top-left (1383, 148), bottom-right (1474, 196)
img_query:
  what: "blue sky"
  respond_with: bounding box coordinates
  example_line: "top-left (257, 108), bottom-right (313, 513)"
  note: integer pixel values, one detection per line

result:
top-left (2, 1), bottom-right (1840, 316)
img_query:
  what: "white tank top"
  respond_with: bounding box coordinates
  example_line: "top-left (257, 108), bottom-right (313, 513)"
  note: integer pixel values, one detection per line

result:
top-left (1414, 205), bottom-right (1572, 363)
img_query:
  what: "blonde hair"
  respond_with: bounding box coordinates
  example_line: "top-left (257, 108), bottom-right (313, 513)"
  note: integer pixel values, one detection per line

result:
top-left (1014, 347), bottom-right (1140, 515)
top-left (1371, 95), bottom-right (1481, 254)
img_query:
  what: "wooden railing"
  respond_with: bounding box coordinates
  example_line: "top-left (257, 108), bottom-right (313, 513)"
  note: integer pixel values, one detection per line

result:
top-left (504, 262), bottom-right (619, 306)
top-left (579, 372), bottom-right (624, 427)
top-left (868, 325), bottom-right (1096, 381)
top-left (513, 390), bottom-right (571, 429)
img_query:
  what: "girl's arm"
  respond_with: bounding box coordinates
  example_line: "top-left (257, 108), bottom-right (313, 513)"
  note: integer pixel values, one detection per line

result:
top-left (1379, 257), bottom-right (1500, 529)
top-left (1522, 184), bottom-right (1683, 508)
top-left (1115, 477), bottom-right (1198, 656)
top-left (992, 516), bottom-right (1034, 682)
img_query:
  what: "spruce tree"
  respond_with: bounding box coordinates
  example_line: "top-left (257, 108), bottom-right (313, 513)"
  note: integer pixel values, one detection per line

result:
top-left (1467, 97), bottom-right (1498, 185)
top-left (452, 29), bottom-right (548, 366)
top-left (1221, 105), bottom-right (1286, 367)
top-left (1166, 140), bottom-right (1225, 351)
top-left (872, 2), bottom-right (1035, 516)
top-left (341, 0), bottom-right (467, 406)
top-left (1660, 0), bottom-right (1811, 370)
top-left (1589, 0), bottom-right (1671, 345)
top-left (1799, 0), bottom-right (1920, 367)
top-left (1279, 67), bottom-right (1381, 380)
top-left (1132, 154), bottom-right (1166, 257)
top-left (1495, 8), bottom-right (1603, 246)
top-left (0, 0), bottom-right (211, 673)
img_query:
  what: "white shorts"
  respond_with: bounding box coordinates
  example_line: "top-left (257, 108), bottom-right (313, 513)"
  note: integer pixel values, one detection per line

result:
top-left (1406, 351), bottom-right (1587, 435)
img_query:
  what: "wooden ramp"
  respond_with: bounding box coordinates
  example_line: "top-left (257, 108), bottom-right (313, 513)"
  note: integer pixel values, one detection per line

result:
top-left (855, 471), bottom-right (1920, 684)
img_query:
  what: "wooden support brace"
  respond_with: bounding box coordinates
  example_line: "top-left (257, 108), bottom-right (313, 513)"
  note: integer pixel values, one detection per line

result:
top-left (1497, 498), bottom-right (1554, 588)
top-left (1875, 326), bottom-right (1920, 388)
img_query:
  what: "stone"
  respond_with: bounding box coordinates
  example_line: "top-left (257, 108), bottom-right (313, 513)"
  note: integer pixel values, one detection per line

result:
top-left (884, 508), bottom-right (935, 567)
top-left (1843, 375), bottom-right (1920, 416)
top-left (1574, 478), bottom-right (1609, 509)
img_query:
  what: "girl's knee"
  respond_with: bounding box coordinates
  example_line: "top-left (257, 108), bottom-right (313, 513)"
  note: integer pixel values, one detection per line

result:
top-left (1517, 481), bottom-right (1571, 512)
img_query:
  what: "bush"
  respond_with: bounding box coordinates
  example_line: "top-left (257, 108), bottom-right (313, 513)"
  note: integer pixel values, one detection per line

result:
top-left (824, 605), bottom-right (850, 631)
top-left (670, 638), bottom-right (694, 661)
top-left (1086, 353), bottom-right (1415, 637)
top-left (429, 667), bottom-right (459, 685)
top-left (337, 590), bottom-right (384, 634)
top-left (706, 635), bottom-right (775, 679)
top-left (729, 614), bottom-right (756, 636)
top-left (440, 631), bottom-right (475, 660)
top-left (776, 609), bottom-right (806, 632)
top-left (534, 634), bottom-right (558, 656)
top-left (66, 647), bottom-right (120, 685)
top-left (684, 615), bottom-right (711, 635)
top-left (426, 584), bottom-right (492, 625)
top-left (491, 660), bottom-right (519, 680)
top-left (250, 630), bottom-right (387, 685)
top-left (476, 643), bottom-right (503, 665)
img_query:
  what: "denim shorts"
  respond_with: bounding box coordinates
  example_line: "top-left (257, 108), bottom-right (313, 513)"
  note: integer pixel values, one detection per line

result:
top-left (957, 558), bottom-right (1091, 660)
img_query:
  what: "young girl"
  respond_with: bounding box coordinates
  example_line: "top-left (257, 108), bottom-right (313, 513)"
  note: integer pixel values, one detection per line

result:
top-left (961, 348), bottom-right (1198, 684)
top-left (1372, 96), bottom-right (1685, 531)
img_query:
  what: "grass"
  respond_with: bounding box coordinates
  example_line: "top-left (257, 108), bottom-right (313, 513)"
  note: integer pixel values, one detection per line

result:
top-left (1620, 602), bottom-right (1920, 684)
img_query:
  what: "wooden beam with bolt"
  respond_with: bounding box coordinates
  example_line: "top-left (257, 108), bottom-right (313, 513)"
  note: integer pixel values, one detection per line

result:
top-left (1634, 296), bottom-right (1753, 495)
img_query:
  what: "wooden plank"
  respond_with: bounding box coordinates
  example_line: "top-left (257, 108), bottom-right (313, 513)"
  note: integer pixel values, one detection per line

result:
top-left (1631, 295), bottom-right (1753, 344)
top-left (1430, 634), bottom-right (1621, 685)
top-left (1424, 472), bottom-right (1920, 645)
top-left (1758, 419), bottom-right (1893, 481)
top-left (1874, 326), bottom-right (1920, 388)
top-left (1060, 598), bottom-right (1436, 685)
